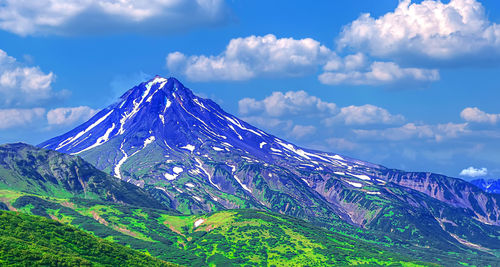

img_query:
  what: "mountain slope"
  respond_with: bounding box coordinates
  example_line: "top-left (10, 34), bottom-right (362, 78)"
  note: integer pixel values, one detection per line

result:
top-left (0, 210), bottom-right (173, 266)
top-left (0, 143), bottom-right (168, 210)
top-left (0, 191), bottom-right (440, 266)
top-left (2, 143), bottom-right (494, 265)
top-left (0, 144), bottom-right (439, 265)
top-left (471, 178), bottom-right (500, 194)
top-left (38, 76), bottom-right (500, 255)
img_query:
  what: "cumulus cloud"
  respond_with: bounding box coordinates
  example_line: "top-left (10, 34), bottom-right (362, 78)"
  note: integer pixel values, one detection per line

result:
top-left (461, 107), bottom-right (500, 124)
top-left (354, 122), bottom-right (469, 141)
top-left (337, 0), bottom-right (500, 65)
top-left (239, 90), bottom-right (337, 117)
top-left (240, 116), bottom-right (292, 129)
top-left (319, 61), bottom-right (439, 86)
top-left (325, 104), bottom-right (405, 125)
top-left (240, 116), bottom-right (293, 133)
top-left (242, 116), bottom-right (318, 140)
top-left (323, 53), bottom-right (367, 72)
top-left (0, 0), bottom-right (231, 36)
top-left (240, 90), bottom-right (404, 128)
top-left (0, 49), bottom-right (61, 107)
top-left (326, 137), bottom-right (358, 151)
top-left (167, 33), bottom-right (441, 87)
top-left (290, 125), bottom-right (316, 139)
top-left (239, 90), bottom-right (336, 139)
top-left (47, 106), bottom-right (98, 126)
top-left (167, 34), bottom-right (335, 81)
top-left (0, 108), bottom-right (45, 129)
top-left (460, 166), bottom-right (488, 177)
top-left (239, 90), bottom-right (408, 141)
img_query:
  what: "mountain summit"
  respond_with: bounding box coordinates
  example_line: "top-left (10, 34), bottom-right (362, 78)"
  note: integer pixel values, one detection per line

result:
top-left (41, 76), bottom-right (340, 178)
top-left (39, 76), bottom-right (500, 252)
top-left (40, 76), bottom-right (364, 218)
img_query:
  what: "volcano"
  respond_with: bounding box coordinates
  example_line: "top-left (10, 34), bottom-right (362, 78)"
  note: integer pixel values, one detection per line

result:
top-left (39, 76), bottom-right (500, 251)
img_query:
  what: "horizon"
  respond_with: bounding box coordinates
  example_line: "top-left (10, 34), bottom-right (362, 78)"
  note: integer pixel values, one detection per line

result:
top-left (1, 0), bottom-right (500, 180)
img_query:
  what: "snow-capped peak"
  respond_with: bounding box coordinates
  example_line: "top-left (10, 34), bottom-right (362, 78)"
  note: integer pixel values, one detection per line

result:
top-left (39, 76), bottom-right (373, 184)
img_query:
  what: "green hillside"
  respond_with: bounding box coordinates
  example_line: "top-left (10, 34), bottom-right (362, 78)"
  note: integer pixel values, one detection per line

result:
top-left (1, 144), bottom-right (498, 266)
top-left (0, 210), bottom-right (174, 266)
top-left (0, 143), bottom-right (169, 210)
top-left (0, 190), bottom-right (433, 266)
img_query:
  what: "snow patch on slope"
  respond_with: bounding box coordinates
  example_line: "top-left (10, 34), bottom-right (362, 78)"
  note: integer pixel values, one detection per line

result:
top-left (118, 79), bottom-right (159, 135)
top-left (194, 218), bottom-right (205, 228)
top-left (164, 173), bottom-right (178, 180)
top-left (228, 164), bottom-right (252, 193)
top-left (181, 144), bottom-right (195, 152)
top-left (195, 158), bottom-right (220, 190)
top-left (143, 136), bottom-right (155, 148)
top-left (349, 173), bottom-right (371, 181)
top-left (72, 122), bottom-right (116, 155)
top-left (57, 110), bottom-right (114, 150)
top-left (224, 115), bottom-right (263, 137)
top-left (345, 180), bottom-right (363, 188)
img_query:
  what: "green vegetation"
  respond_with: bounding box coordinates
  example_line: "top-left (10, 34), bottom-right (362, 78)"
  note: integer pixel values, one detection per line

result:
top-left (0, 143), bottom-right (168, 210)
top-left (1, 143), bottom-right (499, 266)
top-left (1, 190), bottom-right (434, 266)
top-left (0, 210), bottom-right (174, 266)
top-left (159, 210), bottom-right (434, 266)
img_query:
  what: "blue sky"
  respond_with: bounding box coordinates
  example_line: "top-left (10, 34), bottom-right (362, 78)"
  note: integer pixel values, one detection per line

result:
top-left (0, 0), bottom-right (500, 179)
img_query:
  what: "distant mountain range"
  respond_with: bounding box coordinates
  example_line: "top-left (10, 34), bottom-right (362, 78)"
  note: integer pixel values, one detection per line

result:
top-left (37, 76), bottom-right (500, 260)
top-left (471, 178), bottom-right (500, 194)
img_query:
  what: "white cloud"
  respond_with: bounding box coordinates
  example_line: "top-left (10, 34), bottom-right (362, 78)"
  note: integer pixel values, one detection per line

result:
top-left (240, 116), bottom-right (293, 132)
top-left (323, 52), bottom-right (367, 72)
top-left (355, 123), bottom-right (433, 141)
top-left (47, 106), bottom-right (98, 126)
top-left (461, 107), bottom-right (500, 124)
top-left (354, 122), bottom-right (469, 141)
top-left (167, 33), bottom-right (441, 87)
top-left (239, 90), bottom-right (337, 117)
top-left (239, 90), bottom-right (404, 133)
top-left (238, 91), bottom-right (408, 145)
top-left (326, 137), bottom-right (358, 151)
top-left (337, 0), bottom-right (500, 65)
top-left (435, 122), bottom-right (470, 140)
top-left (460, 166), bottom-right (488, 177)
top-left (0, 0), bottom-right (231, 36)
top-left (326, 104), bottom-right (405, 125)
top-left (290, 125), bottom-right (316, 139)
top-left (0, 108), bottom-right (45, 129)
top-left (319, 61), bottom-right (439, 86)
top-left (167, 34), bottom-right (334, 81)
top-left (0, 49), bottom-right (59, 107)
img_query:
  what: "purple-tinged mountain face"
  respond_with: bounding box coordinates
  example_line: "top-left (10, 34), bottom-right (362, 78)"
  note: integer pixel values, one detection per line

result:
top-left (40, 76), bottom-right (378, 190)
top-left (39, 76), bottom-right (500, 252)
top-left (471, 179), bottom-right (500, 194)
top-left (40, 76), bottom-right (375, 219)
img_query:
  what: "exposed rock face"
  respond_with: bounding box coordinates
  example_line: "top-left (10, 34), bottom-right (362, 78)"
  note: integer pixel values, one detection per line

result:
top-left (382, 171), bottom-right (500, 225)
